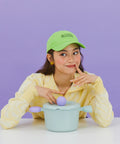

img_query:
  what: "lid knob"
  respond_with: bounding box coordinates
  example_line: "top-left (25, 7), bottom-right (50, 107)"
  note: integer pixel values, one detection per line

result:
top-left (57, 96), bottom-right (67, 106)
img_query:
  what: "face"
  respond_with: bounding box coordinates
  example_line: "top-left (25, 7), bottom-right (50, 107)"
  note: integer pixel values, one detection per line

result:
top-left (53, 43), bottom-right (81, 75)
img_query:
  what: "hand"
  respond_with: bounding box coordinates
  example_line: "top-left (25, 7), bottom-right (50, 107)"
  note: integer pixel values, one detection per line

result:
top-left (35, 86), bottom-right (64, 104)
top-left (70, 64), bottom-right (98, 87)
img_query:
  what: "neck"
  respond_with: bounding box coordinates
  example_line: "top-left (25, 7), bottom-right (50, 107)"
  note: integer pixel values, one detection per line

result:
top-left (53, 71), bottom-right (74, 88)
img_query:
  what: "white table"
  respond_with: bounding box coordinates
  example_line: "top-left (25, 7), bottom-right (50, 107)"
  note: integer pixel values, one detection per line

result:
top-left (0, 118), bottom-right (119, 144)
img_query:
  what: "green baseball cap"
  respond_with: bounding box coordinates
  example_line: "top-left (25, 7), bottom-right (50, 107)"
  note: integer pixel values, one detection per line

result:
top-left (47, 30), bottom-right (86, 53)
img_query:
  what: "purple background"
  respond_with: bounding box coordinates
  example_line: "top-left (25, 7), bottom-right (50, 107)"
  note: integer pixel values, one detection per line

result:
top-left (0, 0), bottom-right (120, 118)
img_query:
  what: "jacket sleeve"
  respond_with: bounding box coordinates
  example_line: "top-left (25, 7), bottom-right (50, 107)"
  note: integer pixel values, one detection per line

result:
top-left (88, 76), bottom-right (114, 127)
top-left (0, 73), bottom-right (44, 129)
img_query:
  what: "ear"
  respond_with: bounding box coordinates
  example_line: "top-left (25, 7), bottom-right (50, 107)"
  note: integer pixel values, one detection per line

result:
top-left (46, 54), bottom-right (54, 63)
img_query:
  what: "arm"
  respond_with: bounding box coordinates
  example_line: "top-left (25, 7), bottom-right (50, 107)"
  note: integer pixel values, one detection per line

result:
top-left (0, 73), bottom-right (43, 129)
top-left (88, 76), bottom-right (114, 127)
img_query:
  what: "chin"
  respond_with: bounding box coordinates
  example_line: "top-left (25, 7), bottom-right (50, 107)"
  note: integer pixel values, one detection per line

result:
top-left (64, 70), bottom-right (76, 75)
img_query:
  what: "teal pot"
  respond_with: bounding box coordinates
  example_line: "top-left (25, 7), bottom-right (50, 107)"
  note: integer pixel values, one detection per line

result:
top-left (29, 101), bottom-right (92, 132)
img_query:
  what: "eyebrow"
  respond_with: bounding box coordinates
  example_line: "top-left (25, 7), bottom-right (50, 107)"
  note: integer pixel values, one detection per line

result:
top-left (58, 47), bottom-right (79, 52)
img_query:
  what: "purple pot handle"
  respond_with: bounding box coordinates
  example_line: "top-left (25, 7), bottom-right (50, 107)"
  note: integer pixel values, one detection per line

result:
top-left (29, 107), bottom-right (42, 113)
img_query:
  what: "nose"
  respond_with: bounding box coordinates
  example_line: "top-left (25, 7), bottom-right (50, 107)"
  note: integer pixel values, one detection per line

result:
top-left (67, 54), bottom-right (74, 62)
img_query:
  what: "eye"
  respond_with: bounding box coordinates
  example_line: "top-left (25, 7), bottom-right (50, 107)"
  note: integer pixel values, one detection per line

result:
top-left (60, 53), bottom-right (67, 56)
top-left (73, 51), bottom-right (79, 55)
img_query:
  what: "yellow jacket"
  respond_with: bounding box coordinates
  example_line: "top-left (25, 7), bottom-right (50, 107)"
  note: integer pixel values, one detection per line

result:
top-left (0, 71), bottom-right (114, 129)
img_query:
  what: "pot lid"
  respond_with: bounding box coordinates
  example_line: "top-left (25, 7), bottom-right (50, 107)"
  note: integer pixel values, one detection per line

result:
top-left (43, 101), bottom-right (80, 111)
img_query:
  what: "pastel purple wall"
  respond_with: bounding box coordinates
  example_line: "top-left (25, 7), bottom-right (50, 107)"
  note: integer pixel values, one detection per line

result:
top-left (0, 0), bottom-right (119, 118)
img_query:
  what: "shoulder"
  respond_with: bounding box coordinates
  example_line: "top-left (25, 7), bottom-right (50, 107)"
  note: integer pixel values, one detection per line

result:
top-left (84, 71), bottom-right (104, 85)
top-left (84, 70), bottom-right (96, 75)
top-left (18, 73), bottom-right (46, 92)
top-left (24, 73), bottom-right (46, 85)
top-left (75, 70), bottom-right (103, 82)
top-left (26, 73), bottom-right (54, 84)
top-left (84, 70), bottom-right (103, 80)
top-left (27, 73), bottom-right (46, 79)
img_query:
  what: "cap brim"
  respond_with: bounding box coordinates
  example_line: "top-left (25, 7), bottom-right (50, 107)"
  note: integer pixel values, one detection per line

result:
top-left (52, 41), bottom-right (86, 52)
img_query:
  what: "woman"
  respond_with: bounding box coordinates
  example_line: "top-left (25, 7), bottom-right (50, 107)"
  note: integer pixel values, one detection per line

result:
top-left (0, 30), bottom-right (114, 129)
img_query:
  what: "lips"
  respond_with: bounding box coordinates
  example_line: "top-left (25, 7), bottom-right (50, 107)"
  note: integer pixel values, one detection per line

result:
top-left (66, 64), bottom-right (75, 68)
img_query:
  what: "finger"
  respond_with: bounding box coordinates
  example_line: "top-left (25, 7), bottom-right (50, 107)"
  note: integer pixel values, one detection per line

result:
top-left (47, 97), bottom-right (53, 104)
top-left (74, 79), bottom-right (89, 86)
top-left (75, 64), bottom-right (83, 75)
top-left (45, 94), bottom-right (53, 103)
top-left (48, 94), bottom-right (57, 104)
top-left (51, 89), bottom-right (64, 94)
top-left (51, 95), bottom-right (57, 104)
top-left (76, 83), bottom-right (88, 87)
top-left (70, 75), bottom-right (85, 83)
top-left (74, 77), bottom-right (87, 85)
top-left (48, 95), bottom-right (55, 104)
top-left (74, 82), bottom-right (84, 87)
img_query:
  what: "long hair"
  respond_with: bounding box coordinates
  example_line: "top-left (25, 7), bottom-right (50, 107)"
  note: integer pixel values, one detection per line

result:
top-left (35, 47), bottom-right (85, 74)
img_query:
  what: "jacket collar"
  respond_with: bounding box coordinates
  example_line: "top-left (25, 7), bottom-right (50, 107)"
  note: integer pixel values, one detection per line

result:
top-left (44, 72), bottom-right (87, 93)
